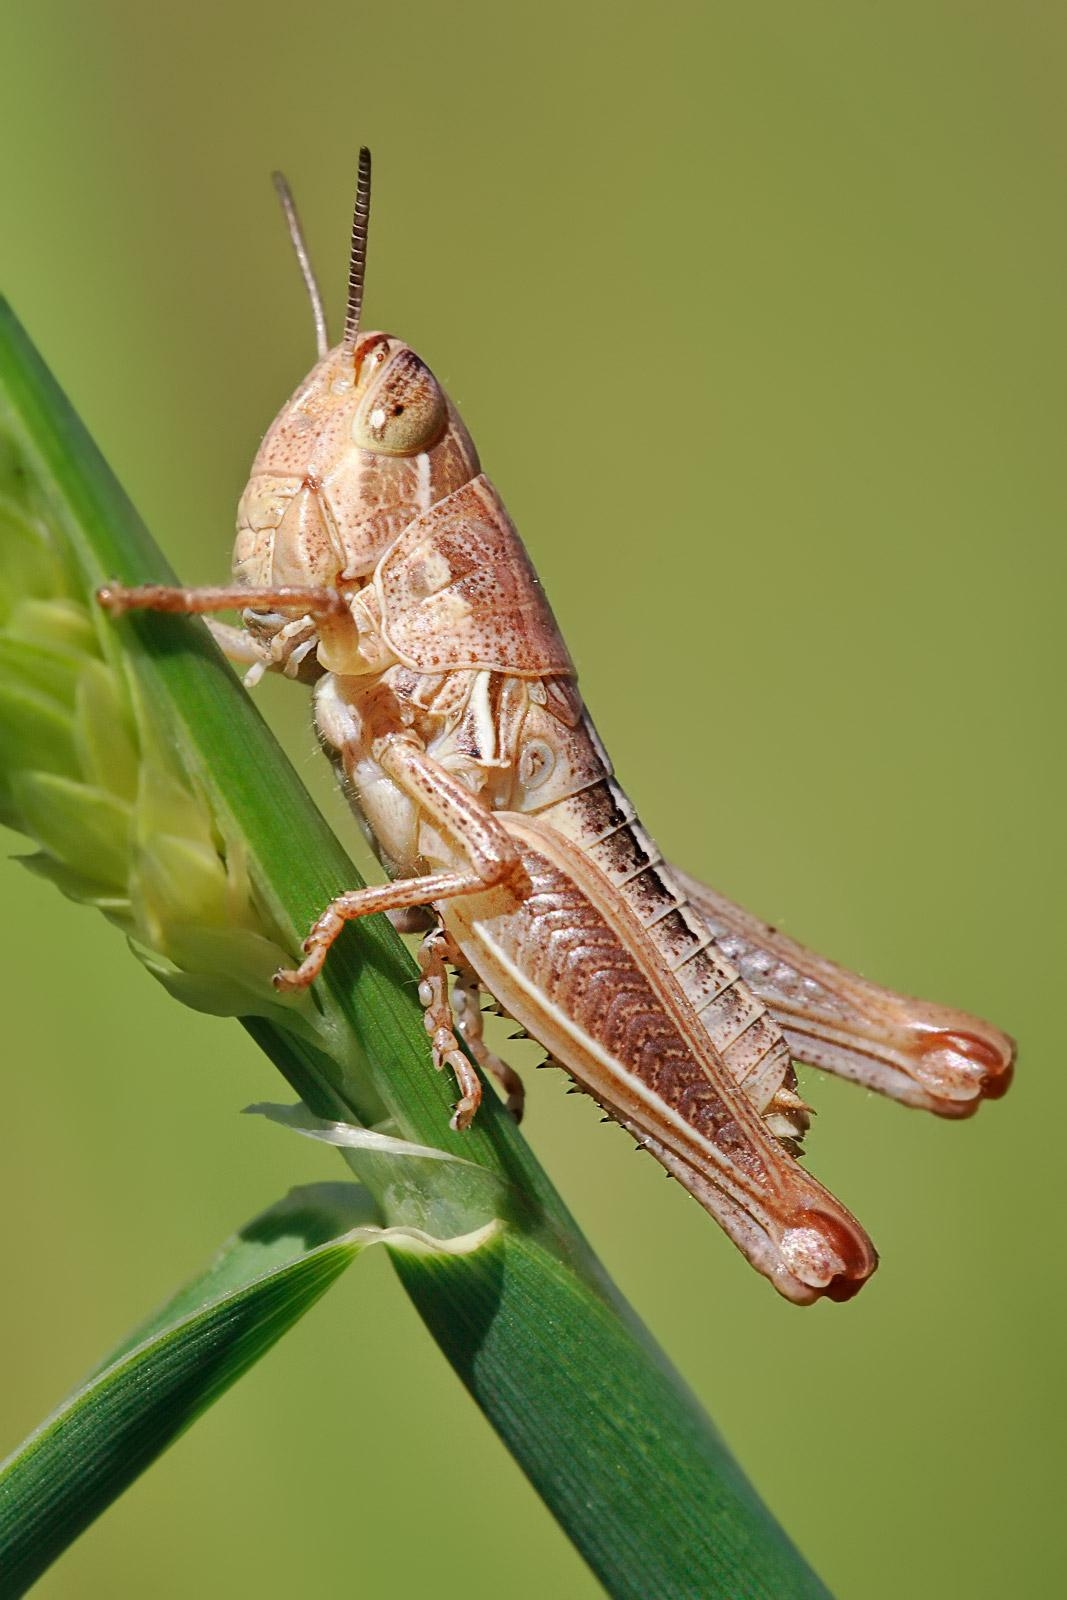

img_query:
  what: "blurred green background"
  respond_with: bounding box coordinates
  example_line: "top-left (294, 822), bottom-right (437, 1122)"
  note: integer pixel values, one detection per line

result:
top-left (0, 3), bottom-right (1061, 1596)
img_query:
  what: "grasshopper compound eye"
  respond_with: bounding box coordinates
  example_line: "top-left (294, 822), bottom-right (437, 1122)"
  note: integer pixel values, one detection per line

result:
top-left (351, 347), bottom-right (448, 455)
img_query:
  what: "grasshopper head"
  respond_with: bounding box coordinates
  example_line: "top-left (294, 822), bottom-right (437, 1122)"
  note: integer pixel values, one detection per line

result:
top-left (233, 154), bottom-right (480, 591)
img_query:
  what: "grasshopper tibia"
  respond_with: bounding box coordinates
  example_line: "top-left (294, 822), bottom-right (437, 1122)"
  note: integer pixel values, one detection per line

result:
top-left (96, 582), bottom-right (348, 618)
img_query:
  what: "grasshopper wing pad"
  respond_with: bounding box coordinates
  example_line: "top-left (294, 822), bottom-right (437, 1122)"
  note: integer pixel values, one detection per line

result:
top-left (669, 863), bottom-right (1015, 1114)
top-left (374, 474), bottom-right (575, 677)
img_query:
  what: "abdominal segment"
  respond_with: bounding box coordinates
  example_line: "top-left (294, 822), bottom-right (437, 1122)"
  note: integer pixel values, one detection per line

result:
top-left (528, 770), bottom-right (806, 1141)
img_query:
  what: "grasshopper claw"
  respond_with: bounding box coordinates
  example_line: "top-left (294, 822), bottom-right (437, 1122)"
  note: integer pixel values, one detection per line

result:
top-left (448, 1082), bottom-right (480, 1132)
top-left (272, 960), bottom-right (318, 991)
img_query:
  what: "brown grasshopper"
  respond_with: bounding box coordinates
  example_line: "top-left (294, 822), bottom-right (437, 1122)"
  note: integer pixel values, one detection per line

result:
top-left (99, 151), bottom-right (1014, 1303)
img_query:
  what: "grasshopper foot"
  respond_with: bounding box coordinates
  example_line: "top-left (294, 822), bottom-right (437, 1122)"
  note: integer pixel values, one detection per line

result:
top-left (272, 958), bottom-right (321, 992)
top-left (417, 930), bottom-right (483, 1131)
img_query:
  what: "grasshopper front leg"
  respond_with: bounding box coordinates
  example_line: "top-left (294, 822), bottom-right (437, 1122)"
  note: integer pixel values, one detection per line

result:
top-left (96, 581), bottom-right (343, 683)
top-left (97, 582), bottom-right (349, 619)
top-left (670, 862), bottom-right (1015, 1116)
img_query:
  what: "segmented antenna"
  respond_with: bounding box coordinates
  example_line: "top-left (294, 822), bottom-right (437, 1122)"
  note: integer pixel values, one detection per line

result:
top-left (342, 147), bottom-right (372, 354)
top-left (272, 171), bottom-right (329, 359)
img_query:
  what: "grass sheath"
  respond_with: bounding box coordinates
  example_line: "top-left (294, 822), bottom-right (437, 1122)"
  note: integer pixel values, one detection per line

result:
top-left (0, 299), bottom-right (831, 1600)
top-left (0, 1185), bottom-right (378, 1596)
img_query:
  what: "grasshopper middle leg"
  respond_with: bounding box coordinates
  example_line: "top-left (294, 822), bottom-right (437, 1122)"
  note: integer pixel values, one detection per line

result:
top-left (273, 737), bottom-right (529, 991)
top-left (415, 922), bottom-right (525, 1126)
top-left (445, 934), bottom-right (526, 1123)
top-left (407, 912), bottom-right (527, 1124)
top-left (415, 925), bottom-right (483, 1131)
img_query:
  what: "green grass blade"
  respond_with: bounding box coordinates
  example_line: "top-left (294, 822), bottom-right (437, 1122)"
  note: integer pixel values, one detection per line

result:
top-left (0, 1184), bottom-right (375, 1598)
top-left (0, 299), bottom-right (831, 1600)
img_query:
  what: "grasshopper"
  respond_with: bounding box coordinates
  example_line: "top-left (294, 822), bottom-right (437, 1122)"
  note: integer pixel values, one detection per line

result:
top-left (99, 151), bottom-right (1014, 1303)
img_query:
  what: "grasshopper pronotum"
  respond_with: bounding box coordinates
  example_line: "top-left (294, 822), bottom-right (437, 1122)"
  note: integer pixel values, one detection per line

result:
top-left (100, 152), bottom-right (1014, 1303)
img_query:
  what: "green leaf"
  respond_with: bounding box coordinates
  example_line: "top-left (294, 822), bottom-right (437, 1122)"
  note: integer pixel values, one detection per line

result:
top-left (0, 1184), bottom-right (374, 1599)
top-left (0, 300), bottom-right (833, 1600)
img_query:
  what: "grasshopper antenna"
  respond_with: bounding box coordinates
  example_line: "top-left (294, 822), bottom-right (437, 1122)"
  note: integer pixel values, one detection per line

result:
top-left (272, 171), bottom-right (329, 360)
top-left (342, 147), bottom-right (372, 354)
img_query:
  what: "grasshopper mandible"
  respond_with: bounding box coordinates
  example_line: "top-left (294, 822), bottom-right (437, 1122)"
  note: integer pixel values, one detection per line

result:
top-left (99, 151), bottom-right (1014, 1303)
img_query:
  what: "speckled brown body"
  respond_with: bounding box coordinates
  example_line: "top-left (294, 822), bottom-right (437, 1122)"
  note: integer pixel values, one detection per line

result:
top-left (99, 166), bottom-right (1014, 1303)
